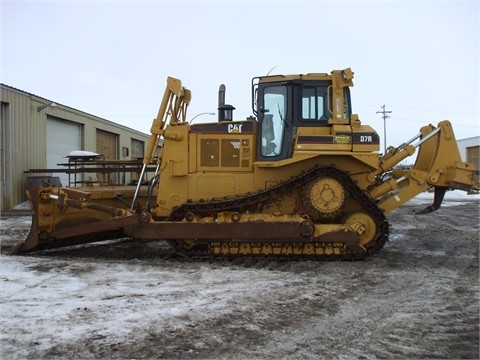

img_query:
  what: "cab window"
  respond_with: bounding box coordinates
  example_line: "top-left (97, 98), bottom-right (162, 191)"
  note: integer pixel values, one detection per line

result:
top-left (261, 85), bottom-right (287, 157)
top-left (301, 86), bottom-right (329, 122)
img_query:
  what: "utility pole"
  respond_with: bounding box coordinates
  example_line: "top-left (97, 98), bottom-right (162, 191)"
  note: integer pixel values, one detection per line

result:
top-left (376, 105), bottom-right (392, 154)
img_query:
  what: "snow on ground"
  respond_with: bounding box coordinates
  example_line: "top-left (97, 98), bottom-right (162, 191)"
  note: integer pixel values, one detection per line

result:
top-left (411, 189), bottom-right (479, 202)
top-left (1, 256), bottom-right (293, 358)
top-left (0, 190), bottom-right (478, 359)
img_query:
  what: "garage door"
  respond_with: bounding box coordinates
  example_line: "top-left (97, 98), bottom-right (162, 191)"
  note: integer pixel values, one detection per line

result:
top-left (96, 129), bottom-right (118, 160)
top-left (96, 129), bottom-right (118, 184)
top-left (47, 117), bottom-right (82, 187)
top-left (466, 146), bottom-right (479, 184)
top-left (131, 138), bottom-right (144, 159)
top-left (466, 146), bottom-right (479, 167)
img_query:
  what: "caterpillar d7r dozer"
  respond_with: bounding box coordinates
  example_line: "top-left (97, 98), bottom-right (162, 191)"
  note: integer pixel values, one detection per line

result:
top-left (12, 68), bottom-right (476, 259)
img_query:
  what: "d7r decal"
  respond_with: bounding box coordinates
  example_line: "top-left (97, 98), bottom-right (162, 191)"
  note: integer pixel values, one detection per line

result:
top-left (352, 133), bottom-right (379, 144)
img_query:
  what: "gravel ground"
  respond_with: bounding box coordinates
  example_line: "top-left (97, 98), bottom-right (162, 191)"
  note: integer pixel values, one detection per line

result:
top-left (0, 192), bottom-right (479, 359)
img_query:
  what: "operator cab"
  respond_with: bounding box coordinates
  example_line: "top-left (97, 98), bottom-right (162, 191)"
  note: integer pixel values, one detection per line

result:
top-left (253, 71), bottom-right (353, 161)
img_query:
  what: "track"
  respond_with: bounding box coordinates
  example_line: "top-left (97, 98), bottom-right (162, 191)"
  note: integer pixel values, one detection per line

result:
top-left (166, 166), bottom-right (389, 260)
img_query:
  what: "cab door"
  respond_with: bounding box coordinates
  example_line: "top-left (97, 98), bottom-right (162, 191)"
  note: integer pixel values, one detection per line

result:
top-left (257, 83), bottom-right (294, 161)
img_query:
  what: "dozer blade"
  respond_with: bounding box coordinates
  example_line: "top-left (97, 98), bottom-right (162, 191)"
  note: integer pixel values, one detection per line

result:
top-left (10, 185), bottom-right (146, 255)
top-left (11, 214), bottom-right (139, 254)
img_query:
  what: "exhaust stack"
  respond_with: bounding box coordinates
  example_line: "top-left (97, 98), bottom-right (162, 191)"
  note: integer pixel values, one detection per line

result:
top-left (217, 83), bottom-right (235, 121)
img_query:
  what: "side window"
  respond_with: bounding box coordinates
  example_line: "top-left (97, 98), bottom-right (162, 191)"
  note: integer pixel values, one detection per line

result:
top-left (261, 86), bottom-right (286, 157)
top-left (343, 87), bottom-right (351, 119)
top-left (301, 86), bottom-right (328, 122)
top-left (302, 88), bottom-right (316, 120)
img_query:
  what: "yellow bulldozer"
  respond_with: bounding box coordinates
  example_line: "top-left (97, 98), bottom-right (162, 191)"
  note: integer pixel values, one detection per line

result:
top-left (12, 68), bottom-right (476, 260)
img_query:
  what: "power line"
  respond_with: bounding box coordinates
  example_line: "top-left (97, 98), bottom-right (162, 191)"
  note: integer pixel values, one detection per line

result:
top-left (376, 105), bottom-right (392, 154)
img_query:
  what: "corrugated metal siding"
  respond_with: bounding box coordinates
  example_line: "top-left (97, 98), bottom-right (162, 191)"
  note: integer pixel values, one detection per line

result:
top-left (1, 84), bottom-right (150, 211)
top-left (1, 86), bottom-right (47, 210)
top-left (1, 100), bottom-right (13, 209)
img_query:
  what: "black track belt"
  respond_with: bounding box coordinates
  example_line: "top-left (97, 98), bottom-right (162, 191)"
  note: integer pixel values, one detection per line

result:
top-left (166, 166), bottom-right (389, 260)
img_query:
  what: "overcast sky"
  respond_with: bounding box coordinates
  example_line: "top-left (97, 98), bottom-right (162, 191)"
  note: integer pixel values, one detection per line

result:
top-left (1, 0), bottom-right (479, 151)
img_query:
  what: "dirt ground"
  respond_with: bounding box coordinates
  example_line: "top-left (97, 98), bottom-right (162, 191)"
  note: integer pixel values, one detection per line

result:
top-left (1, 193), bottom-right (479, 359)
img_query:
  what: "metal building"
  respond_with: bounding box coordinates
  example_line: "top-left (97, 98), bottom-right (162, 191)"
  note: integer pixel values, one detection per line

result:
top-left (1, 84), bottom-right (151, 211)
top-left (457, 136), bottom-right (480, 186)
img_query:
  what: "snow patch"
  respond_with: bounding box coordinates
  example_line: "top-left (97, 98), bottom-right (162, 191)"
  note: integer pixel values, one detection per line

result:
top-left (68, 150), bottom-right (101, 157)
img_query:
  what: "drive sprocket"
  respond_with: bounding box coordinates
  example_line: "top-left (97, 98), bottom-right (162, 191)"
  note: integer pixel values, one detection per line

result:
top-left (303, 176), bottom-right (348, 221)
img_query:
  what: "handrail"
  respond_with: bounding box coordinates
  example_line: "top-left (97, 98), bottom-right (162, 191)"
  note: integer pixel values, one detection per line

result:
top-left (131, 77), bottom-right (191, 209)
